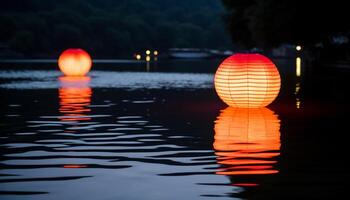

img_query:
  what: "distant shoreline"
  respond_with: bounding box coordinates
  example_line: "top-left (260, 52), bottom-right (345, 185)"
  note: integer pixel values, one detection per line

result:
top-left (0, 59), bottom-right (145, 64)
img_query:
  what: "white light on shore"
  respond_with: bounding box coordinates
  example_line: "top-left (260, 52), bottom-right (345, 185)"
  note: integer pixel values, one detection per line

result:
top-left (296, 45), bottom-right (302, 51)
top-left (136, 54), bottom-right (141, 60)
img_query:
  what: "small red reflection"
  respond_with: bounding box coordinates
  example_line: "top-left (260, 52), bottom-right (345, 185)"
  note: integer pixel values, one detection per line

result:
top-left (63, 165), bottom-right (87, 168)
top-left (232, 183), bottom-right (259, 187)
top-left (58, 76), bottom-right (92, 121)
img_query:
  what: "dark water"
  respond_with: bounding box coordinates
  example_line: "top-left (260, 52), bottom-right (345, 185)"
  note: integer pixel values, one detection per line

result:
top-left (0, 58), bottom-right (349, 199)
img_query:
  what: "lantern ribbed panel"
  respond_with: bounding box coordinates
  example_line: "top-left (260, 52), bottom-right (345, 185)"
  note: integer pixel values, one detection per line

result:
top-left (214, 54), bottom-right (281, 108)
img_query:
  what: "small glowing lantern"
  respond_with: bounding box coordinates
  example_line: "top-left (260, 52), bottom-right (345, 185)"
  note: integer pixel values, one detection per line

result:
top-left (146, 55), bottom-right (151, 62)
top-left (214, 54), bottom-right (281, 108)
top-left (214, 107), bottom-right (280, 176)
top-left (136, 54), bottom-right (141, 60)
top-left (146, 50), bottom-right (151, 55)
top-left (154, 50), bottom-right (158, 56)
top-left (58, 49), bottom-right (92, 76)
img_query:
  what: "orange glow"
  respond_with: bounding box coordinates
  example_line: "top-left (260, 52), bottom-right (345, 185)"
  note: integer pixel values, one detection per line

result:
top-left (59, 76), bottom-right (92, 121)
top-left (63, 165), bottom-right (87, 168)
top-left (58, 49), bottom-right (92, 76)
top-left (214, 107), bottom-right (280, 177)
top-left (214, 54), bottom-right (281, 108)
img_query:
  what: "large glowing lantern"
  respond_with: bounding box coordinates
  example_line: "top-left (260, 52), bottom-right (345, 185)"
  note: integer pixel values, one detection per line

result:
top-left (58, 49), bottom-right (92, 76)
top-left (214, 107), bottom-right (280, 177)
top-left (214, 54), bottom-right (281, 108)
top-left (59, 76), bottom-right (92, 121)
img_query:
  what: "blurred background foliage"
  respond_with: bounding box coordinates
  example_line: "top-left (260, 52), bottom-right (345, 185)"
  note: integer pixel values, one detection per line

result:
top-left (0, 0), bottom-right (232, 58)
top-left (222, 0), bottom-right (350, 61)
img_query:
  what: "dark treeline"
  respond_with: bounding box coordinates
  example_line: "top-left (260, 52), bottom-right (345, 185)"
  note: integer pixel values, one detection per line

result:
top-left (222, 0), bottom-right (350, 61)
top-left (0, 0), bottom-right (232, 58)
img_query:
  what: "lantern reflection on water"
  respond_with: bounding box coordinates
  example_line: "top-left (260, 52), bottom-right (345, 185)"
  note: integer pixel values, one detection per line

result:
top-left (58, 76), bottom-right (92, 121)
top-left (214, 54), bottom-right (281, 108)
top-left (214, 107), bottom-right (280, 185)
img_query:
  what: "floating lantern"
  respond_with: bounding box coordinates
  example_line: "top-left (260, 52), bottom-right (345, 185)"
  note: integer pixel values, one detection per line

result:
top-left (58, 76), bottom-right (92, 121)
top-left (58, 49), bottom-right (92, 76)
top-left (214, 107), bottom-right (280, 177)
top-left (214, 54), bottom-right (281, 108)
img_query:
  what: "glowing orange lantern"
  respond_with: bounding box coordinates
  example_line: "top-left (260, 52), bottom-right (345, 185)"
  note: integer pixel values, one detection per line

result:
top-left (214, 107), bottom-right (280, 177)
top-left (58, 49), bottom-right (92, 76)
top-left (58, 76), bottom-right (92, 121)
top-left (214, 54), bottom-right (281, 108)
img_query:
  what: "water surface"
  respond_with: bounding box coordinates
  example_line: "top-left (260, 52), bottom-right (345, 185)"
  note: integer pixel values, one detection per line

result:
top-left (1, 59), bottom-right (349, 199)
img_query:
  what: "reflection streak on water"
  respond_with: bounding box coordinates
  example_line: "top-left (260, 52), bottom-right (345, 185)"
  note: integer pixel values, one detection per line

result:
top-left (295, 57), bottom-right (302, 109)
top-left (58, 76), bottom-right (92, 121)
top-left (296, 57), bottom-right (301, 77)
top-left (214, 107), bottom-right (280, 185)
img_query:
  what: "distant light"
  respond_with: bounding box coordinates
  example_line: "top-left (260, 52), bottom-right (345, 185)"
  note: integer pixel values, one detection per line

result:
top-left (136, 54), bottom-right (141, 60)
top-left (154, 50), bottom-right (158, 56)
top-left (58, 49), bottom-right (92, 76)
top-left (146, 55), bottom-right (151, 62)
top-left (214, 54), bottom-right (281, 108)
top-left (146, 50), bottom-right (151, 55)
top-left (296, 57), bottom-right (301, 77)
top-left (296, 45), bottom-right (302, 51)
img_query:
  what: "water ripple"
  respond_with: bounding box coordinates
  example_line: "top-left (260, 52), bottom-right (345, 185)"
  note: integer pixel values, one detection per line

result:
top-left (0, 70), bottom-right (213, 90)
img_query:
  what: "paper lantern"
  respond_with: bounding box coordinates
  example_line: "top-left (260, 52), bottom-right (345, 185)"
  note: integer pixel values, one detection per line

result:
top-left (58, 49), bottom-right (92, 76)
top-left (214, 107), bottom-right (280, 176)
top-left (58, 76), bottom-right (92, 121)
top-left (214, 54), bottom-right (281, 108)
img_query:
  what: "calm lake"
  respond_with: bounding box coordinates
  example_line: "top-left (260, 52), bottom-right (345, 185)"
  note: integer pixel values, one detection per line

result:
top-left (0, 58), bottom-right (349, 199)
